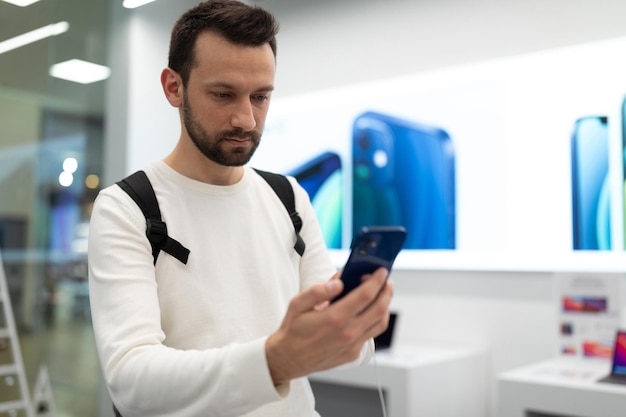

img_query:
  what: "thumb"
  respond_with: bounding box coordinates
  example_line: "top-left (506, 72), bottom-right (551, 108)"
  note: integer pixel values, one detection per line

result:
top-left (291, 280), bottom-right (343, 314)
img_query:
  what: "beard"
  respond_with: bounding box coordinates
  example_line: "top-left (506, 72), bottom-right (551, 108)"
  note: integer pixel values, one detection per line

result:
top-left (182, 93), bottom-right (261, 167)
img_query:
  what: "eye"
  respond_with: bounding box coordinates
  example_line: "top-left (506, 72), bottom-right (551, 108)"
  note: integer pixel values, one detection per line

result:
top-left (252, 94), bottom-right (269, 103)
top-left (212, 92), bottom-right (232, 99)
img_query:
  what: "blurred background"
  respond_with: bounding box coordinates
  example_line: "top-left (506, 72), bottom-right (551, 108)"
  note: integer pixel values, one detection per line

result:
top-left (0, 0), bottom-right (108, 415)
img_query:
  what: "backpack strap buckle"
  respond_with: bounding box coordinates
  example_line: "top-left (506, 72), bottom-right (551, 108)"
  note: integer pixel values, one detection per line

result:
top-left (146, 218), bottom-right (167, 244)
top-left (117, 170), bottom-right (190, 265)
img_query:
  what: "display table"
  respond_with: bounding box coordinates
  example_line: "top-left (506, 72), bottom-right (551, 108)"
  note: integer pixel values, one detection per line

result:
top-left (498, 358), bottom-right (626, 417)
top-left (309, 343), bottom-right (487, 417)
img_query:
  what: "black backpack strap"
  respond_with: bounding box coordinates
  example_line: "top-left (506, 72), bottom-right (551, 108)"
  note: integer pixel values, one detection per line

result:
top-left (117, 170), bottom-right (190, 265)
top-left (254, 169), bottom-right (305, 256)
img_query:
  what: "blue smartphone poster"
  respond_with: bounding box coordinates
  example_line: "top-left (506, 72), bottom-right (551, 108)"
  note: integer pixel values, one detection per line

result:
top-left (571, 116), bottom-right (611, 250)
top-left (287, 152), bottom-right (343, 249)
top-left (351, 111), bottom-right (456, 249)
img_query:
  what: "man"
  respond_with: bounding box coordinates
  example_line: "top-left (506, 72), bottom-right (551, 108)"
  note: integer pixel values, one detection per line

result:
top-left (88, 1), bottom-right (392, 416)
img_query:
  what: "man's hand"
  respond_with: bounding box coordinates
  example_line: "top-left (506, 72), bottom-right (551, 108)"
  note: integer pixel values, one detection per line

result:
top-left (265, 267), bottom-right (393, 385)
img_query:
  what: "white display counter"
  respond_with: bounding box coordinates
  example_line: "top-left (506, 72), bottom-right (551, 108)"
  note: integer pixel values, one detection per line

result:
top-left (498, 358), bottom-right (626, 417)
top-left (310, 343), bottom-right (487, 417)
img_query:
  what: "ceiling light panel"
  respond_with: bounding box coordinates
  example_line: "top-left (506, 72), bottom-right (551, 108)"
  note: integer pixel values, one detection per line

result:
top-left (0, 21), bottom-right (69, 55)
top-left (49, 59), bottom-right (111, 84)
top-left (1, 0), bottom-right (42, 6)
top-left (123, 0), bottom-right (157, 8)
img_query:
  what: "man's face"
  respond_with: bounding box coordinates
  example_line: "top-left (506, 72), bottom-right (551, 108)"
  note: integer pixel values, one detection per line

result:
top-left (181, 31), bottom-right (275, 167)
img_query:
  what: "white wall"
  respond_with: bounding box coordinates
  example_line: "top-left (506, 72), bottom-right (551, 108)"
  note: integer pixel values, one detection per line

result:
top-left (107, 0), bottom-right (626, 177)
top-left (265, 0), bottom-right (626, 95)
top-left (105, 0), bottom-right (626, 415)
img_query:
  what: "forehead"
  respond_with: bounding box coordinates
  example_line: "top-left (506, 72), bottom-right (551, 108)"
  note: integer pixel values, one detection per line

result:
top-left (190, 31), bottom-right (275, 87)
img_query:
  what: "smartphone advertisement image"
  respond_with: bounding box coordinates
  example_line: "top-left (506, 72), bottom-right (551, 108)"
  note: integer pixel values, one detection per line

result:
top-left (351, 112), bottom-right (455, 250)
top-left (287, 151), bottom-right (343, 248)
top-left (248, 35), bottom-right (626, 268)
top-left (571, 116), bottom-right (611, 250)
top-left (254, 70), bottom-right (507, 253)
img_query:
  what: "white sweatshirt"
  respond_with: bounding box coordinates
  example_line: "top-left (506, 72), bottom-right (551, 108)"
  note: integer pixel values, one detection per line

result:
top-left (88, 161), bottom-right (366, 417)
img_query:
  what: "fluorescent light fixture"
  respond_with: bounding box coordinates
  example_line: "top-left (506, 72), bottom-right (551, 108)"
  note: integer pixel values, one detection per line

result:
top-left (49, 59), bottom-right (111, 84)
top-left (1, 0), bottom-right (42, 6)
top-left (123, 0), bottom-right (157, 8)
top-left (0, 21), bottom-right (69, 55)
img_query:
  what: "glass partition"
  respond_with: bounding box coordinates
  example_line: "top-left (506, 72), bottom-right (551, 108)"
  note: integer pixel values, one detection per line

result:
top-left (0, 0), bottom-right (109, 414)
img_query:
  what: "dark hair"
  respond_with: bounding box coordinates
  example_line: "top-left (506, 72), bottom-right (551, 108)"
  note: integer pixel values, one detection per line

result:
top-left (168, 0), bottom-right (279, 86)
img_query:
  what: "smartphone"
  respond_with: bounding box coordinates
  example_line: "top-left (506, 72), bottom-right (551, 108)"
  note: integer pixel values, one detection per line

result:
top-left (352, 111), bottom-right (455, 249)
top-left (332, 226), bottom-right (407, 303)
top-left (570, 116), bottom-right (611, 250)
top-left (287, 152), bottom-right (343, 249)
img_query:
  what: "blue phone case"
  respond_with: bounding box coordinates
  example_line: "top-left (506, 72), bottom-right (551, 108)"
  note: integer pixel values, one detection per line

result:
top-left (352, 111), bottom-right (456, 249)
top-left (571, 116), bottom-right (611, 250)
top-left (287, 151), bottom-right (343, 248)
top-left (333, 226), bottom-right (407, 303)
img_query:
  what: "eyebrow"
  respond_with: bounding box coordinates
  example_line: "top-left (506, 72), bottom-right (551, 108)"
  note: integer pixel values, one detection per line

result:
top-left (204, 81), bottom-right (274, 92)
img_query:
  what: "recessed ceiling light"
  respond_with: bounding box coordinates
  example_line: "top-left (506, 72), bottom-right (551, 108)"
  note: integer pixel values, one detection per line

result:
top-left (1, 0), bottom-right (42, 6)
top-left (49, 59), bottom-right (111, 84)
top-left (123, 0), bottom-right (157, 8)
top-left (0, 21), bottom-right (69, 55)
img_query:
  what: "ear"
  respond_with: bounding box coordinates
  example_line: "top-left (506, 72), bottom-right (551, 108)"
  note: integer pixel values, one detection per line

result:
top-left (161, 68), bottom-right (184, 108)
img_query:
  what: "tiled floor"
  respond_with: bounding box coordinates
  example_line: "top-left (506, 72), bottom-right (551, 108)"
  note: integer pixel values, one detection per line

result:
top-left (18, 281), bottom-right (100, 417)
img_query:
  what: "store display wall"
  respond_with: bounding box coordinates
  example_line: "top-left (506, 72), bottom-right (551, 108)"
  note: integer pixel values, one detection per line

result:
top-left (250, 38), bottom-right (626, 255)
top-left (106, 1), bottom-right (626, 416)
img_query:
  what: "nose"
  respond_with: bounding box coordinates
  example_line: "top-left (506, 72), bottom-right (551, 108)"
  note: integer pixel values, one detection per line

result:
top-left (231, 99), bottom-right (257, 131)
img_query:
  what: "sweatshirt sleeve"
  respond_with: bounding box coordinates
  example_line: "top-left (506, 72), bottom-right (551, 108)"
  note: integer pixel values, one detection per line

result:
top-left (88, 189), bottom-right (285, 417)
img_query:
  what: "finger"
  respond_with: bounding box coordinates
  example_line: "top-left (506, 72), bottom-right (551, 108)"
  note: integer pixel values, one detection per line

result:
top-left (314, 300), bottom-right (330, 312)
top-left (358, 279), bottom-right (393, 319)
top-left (359, 267), bottom-right (387, 283)
top-left (363, 307), bottom-right (392, 339)
top-left (337, 268), bottom-right (389, 314)
top-left (360, 267), bottom-right (388, 283)
top-left (352, 281), bottom-right (394, 342)
top-left (290, 280), bottom-right (344, 314)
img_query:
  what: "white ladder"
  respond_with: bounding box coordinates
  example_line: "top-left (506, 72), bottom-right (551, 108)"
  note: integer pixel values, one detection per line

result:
top-left (0, 250), bottom-right (34, 417)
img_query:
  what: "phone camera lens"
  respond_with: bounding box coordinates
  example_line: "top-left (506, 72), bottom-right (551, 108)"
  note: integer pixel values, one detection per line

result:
top-left (358, 237), bottom-right (377, 255)
top-left (357, 132), bottom-right (370, 151)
